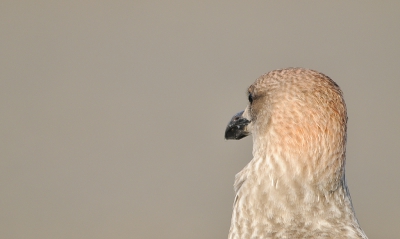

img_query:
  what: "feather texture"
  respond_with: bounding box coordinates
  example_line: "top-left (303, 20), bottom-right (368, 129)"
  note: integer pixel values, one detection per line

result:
top-left (226, 68), bottom-right (367, 239)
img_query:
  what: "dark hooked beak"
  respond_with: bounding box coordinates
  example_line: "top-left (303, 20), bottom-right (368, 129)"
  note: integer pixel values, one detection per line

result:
top-left (224, 111), bottom-right (251, 140)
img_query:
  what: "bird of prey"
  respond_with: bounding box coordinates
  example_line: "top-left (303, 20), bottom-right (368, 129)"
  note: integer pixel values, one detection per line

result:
top-left (225, 68), bottom-right (368, 239)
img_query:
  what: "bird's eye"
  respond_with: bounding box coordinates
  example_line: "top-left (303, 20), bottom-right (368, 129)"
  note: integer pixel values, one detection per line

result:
top-left (248, 93), bottom-right (253, 104)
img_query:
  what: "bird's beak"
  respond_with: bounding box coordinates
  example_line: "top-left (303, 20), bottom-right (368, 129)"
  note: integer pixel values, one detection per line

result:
top-left (225, 110), bottom-right (251, 140)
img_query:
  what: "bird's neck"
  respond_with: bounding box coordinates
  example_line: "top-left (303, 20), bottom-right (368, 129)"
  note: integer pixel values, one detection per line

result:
top-left (234, 153), bottom-right (351, 212)
top-left (231, 149), bottom-right (366, 238)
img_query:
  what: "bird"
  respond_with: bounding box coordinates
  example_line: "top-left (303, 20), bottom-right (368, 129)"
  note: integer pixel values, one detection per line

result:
top-left (224, 68), bottom-right (368, 239)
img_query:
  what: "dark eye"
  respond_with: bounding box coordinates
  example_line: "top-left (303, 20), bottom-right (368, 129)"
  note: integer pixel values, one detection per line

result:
top-left (248, 93), bottom-right (253, 104)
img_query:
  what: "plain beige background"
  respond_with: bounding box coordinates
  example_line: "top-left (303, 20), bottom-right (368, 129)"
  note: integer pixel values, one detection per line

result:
top-left (1, 1), bottom-right (399, 239)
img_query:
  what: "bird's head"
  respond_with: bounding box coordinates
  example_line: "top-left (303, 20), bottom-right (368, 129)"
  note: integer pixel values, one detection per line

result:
top-left (225, 68), bottom-right (348, 181)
